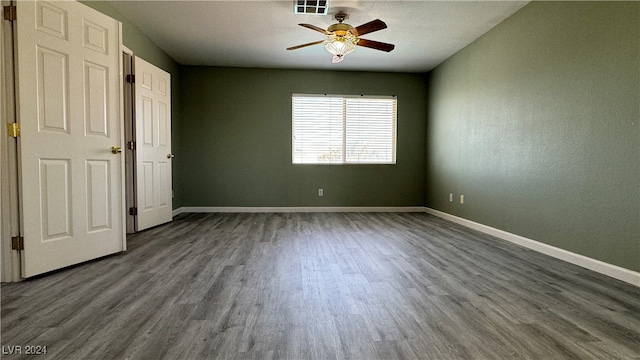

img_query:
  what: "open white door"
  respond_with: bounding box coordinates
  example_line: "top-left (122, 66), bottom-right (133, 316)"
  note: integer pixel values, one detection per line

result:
top-left (133, 57), bottom-right (172, 231)
top-left (15, 0), bottom-right (125, 277)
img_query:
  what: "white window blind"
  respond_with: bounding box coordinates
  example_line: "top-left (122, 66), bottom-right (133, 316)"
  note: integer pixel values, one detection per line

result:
top-left (292, 94), bottom-right (397, 164)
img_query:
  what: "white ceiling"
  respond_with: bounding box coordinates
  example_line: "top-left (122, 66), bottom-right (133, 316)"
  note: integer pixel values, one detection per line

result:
top-left (108, 1), bottom-right (529, 73)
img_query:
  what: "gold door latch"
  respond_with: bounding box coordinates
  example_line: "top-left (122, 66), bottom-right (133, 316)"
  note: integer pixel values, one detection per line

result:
top-left (167, 153), bottom-right (175, 159)
top-left (111, 146), bottom-right (122, 154)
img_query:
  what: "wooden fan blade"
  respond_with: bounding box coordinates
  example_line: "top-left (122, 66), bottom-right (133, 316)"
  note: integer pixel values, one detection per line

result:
top-left (356, 38), bottom-right (395, 52)
top-left (352, 19), bottom-right (387, 37)
top-left (287, 40), bottom-right (325, 50)
top-left (299, 23), bottom-right (330, 35)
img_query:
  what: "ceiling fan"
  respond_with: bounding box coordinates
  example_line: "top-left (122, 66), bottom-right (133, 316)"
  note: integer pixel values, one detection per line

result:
top-left (287, 13), bottom-right (395, 63)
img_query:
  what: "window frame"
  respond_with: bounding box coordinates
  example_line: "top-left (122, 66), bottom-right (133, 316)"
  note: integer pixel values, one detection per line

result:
top-left (291, 93), bottom-right (397, 165)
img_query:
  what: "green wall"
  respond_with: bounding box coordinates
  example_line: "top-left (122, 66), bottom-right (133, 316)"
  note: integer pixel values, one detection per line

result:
top-left (82, 1), bottom-right (183, 208)
top-left (426, 2), bottom-right (640, 272)
top-left (179, 67), bottom-right (426, 207)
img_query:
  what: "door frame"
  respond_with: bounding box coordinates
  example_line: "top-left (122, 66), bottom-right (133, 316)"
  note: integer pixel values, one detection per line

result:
top-left (122, 46), bottom-right (136, 234)
top-left (1, 0), bottom-right (21, 283)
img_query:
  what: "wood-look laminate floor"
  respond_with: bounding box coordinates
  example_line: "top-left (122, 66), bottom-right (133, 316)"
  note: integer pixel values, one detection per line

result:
top-left (2, 212), bottom-right (639, 360)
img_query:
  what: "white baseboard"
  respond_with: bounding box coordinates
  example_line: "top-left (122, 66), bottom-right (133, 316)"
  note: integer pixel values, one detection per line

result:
top-left (174, 206), bottom-right (425, 214)
top-left (425, 208), bottom-right (640, 288)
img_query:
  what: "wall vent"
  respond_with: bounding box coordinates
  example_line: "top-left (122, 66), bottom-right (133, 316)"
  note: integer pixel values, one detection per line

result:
top-left (294, 0), bottom-right (328, 15)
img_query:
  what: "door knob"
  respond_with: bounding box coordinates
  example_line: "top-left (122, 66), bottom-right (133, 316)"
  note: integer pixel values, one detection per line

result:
top-left (167, 153), bottom-right (175, 159)
top-left (111, 146), bottom-right (122, 154)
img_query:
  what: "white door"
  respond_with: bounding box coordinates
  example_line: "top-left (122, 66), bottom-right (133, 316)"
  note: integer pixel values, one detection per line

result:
top-left (134, 56), bottom-right (172, 231)
top-left (16, 0), bottom-right (125, 277)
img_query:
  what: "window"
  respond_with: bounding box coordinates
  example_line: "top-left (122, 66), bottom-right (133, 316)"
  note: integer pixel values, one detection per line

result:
top-left (292, 94), bottom-right (397, 164)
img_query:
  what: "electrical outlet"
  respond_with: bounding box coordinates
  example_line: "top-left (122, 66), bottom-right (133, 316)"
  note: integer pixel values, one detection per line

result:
top-left (449, 193), bottom-right (453, 202)
top-left (460, 194), bottom-right (464, 204)
top-left (318, 188), bottom-right (323, 197)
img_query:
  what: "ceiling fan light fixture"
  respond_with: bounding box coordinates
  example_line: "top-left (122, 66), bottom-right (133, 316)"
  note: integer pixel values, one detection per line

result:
top-left (324, 32), bottom-right (358, 63)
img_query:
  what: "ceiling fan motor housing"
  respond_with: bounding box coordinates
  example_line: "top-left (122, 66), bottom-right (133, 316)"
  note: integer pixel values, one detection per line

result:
top-left (328, 23), bottom-right (354, 37)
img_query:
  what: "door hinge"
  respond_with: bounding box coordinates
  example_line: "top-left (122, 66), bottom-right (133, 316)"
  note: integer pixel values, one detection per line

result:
top-left (129, 207), bottom-right (138, 216)
top-left (11, 236), bottom-right (24, 251)
top-left (126, 74), bottom-right (135, 83)
top-left (3, 5), bottom-right (16, 21)
top-left (7, 122), bottom-right (20, 138)
top-left (127, 141), bottom-right (136, 150)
